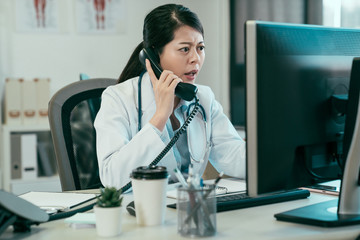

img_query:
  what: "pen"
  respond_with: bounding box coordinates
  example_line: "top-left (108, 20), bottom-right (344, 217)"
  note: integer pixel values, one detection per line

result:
top-left (200, 178), bottom-right (204, 188)
top-left (40, 206), bottom-right (69, 215)
top-left (173, 168), bottom-right (188, 188)
top-left (40, 206), bottom-right (69, 211)
top-left (214, 171), bottom-right (224, 186)
top-left (183, 172), bottom-right (224, 229)
top-left (187, 163), bottom-right (195, 188)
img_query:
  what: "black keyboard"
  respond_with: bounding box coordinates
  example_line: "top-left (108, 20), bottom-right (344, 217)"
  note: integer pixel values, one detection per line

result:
top-left (167, 189), bottom-right (310, 213)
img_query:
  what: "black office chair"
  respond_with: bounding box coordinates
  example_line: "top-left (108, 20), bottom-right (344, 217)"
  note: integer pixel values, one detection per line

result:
top-left (48, 78), bottom-right (117, 191)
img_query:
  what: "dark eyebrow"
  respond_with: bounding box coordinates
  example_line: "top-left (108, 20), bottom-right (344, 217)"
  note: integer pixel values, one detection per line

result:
top-left (178, 41), bottom-right (205, 45)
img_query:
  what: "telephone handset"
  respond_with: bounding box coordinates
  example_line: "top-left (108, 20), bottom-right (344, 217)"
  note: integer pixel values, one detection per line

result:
top-left (139, 47), bottom-right (198, 101)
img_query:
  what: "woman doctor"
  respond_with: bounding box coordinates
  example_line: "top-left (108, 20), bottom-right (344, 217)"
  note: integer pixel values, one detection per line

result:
top-left (94, 4), bottom-right (246, 190)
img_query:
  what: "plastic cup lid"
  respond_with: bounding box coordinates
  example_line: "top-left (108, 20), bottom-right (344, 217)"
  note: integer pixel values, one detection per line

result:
top-left (130, 165), bottom-right (168, 180)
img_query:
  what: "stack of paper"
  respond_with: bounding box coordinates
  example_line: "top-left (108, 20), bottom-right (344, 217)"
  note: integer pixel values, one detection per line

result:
top-left (19, 191), bottom-right (97, 211)
top-left (166, 178), bottom-right (246, 199)
top-left (64, 213), bottom-right (96, 229)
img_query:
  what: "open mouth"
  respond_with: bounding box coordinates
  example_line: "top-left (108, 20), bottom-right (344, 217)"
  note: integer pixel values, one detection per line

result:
top-left (185, 70), bottom-right (198, 76)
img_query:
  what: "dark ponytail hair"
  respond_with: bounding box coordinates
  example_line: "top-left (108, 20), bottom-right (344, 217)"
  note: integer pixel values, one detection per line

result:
top-left (118, 4), bottom-right (204, 83)
top-left (118, 42), bottom-right (144, 83)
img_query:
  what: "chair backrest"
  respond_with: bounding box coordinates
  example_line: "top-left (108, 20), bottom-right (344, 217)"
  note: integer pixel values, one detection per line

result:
top-left (49, 78), bottom-right (117, 191)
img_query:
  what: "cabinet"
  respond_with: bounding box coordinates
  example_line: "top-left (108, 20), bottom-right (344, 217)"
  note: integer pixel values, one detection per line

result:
top-left (0, 123), bottom-right (61, 195)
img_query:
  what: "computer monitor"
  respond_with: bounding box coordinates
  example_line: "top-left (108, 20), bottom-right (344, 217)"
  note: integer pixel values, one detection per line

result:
top-left (245, 20), bottom-right (360, 226)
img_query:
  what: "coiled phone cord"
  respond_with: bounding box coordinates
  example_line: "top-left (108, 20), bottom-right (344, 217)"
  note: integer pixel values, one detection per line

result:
top-left (48, 97), bottom-right (200, 222)
top-left (120, 96), bottom-right (201, 193)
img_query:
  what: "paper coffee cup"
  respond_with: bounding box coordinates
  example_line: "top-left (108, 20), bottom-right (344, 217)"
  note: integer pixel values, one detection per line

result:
top-left (131, 166), bottom-right (168, 226)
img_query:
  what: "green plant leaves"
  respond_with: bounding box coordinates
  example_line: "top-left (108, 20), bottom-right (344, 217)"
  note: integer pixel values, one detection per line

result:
top-left (97, 187), bottom-right (123, 208)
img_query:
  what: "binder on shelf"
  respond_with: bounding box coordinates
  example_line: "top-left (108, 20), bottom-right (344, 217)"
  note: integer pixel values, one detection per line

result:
top-left (10, 135), bottom-right (22, 179)
top-left (37, 132), bottom-right (57, 177)
top-left (37, 141), bottom-right (55, 177)
top-left (4, 78), bottom-right (23, 125)
top-left (35, 78), bottom-right (50, 124)
top-left (22, 79), bottom-right (37, 125)
top-left (10, 134), bottom-right (38, 180)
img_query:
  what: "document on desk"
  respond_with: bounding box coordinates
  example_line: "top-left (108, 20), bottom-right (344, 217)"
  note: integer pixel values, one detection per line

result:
top-left (64, 213), bottom-right (96, 229)
top-left (166, 178), bottom-right (246, 199)
top-left (19, 191), bottom-right (97, 211)
top-left (301, 179), bottom-right (340, 196)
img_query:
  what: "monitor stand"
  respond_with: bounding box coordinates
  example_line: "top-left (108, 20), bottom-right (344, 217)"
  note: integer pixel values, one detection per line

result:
top-left (274, 199), bottom-right (360, 227)
top-left (275, 90), bottom-right (360, 227)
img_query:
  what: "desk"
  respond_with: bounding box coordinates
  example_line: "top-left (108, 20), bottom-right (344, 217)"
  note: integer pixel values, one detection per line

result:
top-left (2, 192), bottom-right (360, 239)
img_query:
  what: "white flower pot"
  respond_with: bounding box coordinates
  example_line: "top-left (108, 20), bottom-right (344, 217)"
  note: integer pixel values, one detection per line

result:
top-left (94, 205), bottom-right (123, 237)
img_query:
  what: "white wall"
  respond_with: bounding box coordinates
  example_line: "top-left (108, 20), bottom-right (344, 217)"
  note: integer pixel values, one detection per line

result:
top-left (0, 0), bottom-right (230, 116)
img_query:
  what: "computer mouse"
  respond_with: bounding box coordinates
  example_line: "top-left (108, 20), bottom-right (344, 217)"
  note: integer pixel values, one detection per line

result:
top-left (126, 201), bottom-right (136, 217)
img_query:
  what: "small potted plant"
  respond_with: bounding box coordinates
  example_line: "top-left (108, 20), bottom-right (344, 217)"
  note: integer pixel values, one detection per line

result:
top-left (94, 187), bottom-right (123, 237)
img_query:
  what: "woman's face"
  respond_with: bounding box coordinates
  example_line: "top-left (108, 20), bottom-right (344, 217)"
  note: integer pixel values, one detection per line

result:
top-left (159, 25), bottom-right (205, 84)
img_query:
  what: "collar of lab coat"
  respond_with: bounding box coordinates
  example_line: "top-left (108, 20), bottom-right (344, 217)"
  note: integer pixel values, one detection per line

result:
top-left (135, 72), bottom-right (155, 114)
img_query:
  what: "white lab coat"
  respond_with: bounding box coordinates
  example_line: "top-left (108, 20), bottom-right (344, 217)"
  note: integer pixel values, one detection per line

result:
top-left (94, 72), bottom-right (246, 189)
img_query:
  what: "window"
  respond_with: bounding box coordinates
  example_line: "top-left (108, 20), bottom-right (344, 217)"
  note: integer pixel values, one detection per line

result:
top-left (323, 0), bottom-right (360, 28)
top-left (230, 0), bottom-right (321, 126)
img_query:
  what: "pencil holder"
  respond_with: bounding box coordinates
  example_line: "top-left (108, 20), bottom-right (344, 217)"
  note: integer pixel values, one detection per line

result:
top-left (177, 185), bottom-right (217, 237)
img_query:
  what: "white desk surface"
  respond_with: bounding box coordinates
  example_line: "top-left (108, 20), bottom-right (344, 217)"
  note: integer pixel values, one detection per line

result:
top-left (2, 192), bottom-right (360, 240)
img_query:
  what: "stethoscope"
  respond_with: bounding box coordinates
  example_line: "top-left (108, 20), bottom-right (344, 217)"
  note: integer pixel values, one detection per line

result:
top-left (137, 71), bottom-right (209, 164)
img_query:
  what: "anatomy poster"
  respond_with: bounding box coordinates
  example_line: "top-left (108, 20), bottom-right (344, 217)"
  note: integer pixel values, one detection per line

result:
top-left (76, 0), bottom-right (127, 34)
top-left (15, 0), bottom-right (59, 33)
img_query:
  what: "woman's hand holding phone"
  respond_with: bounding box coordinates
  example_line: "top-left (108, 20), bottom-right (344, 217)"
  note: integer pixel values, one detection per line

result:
top-left (146, 59), bottom-right (182, 131)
